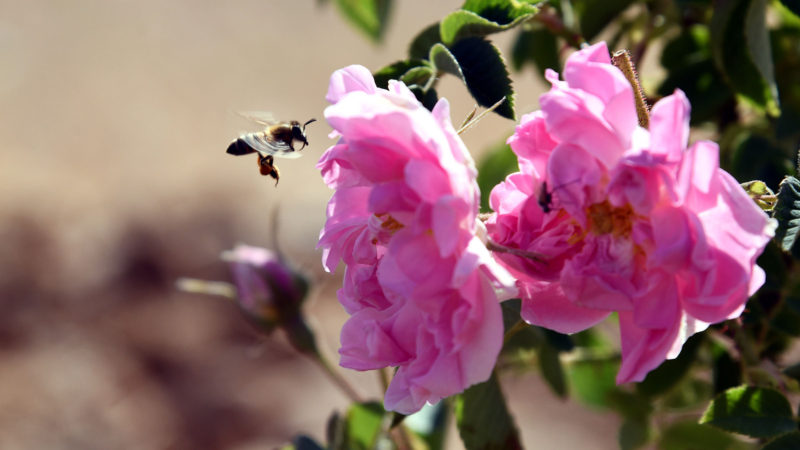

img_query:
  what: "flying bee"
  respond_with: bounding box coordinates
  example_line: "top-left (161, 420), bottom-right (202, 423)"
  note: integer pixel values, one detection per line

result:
top-left (226, 112), bottom-right (316, 185)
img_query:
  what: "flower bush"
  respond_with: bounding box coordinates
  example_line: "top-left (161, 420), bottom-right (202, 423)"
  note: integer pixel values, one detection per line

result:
top-left (486, 42), bottom-right (774, 383)
top-left (317, 65), bottom-right (514, 414)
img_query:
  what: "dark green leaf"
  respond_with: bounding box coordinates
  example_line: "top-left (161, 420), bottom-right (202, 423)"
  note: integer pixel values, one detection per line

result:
top-left (661, 379), bottom-right (713, 411)
top-left (409, 22), bottom-right (441, 60)
top-left (400, 66), bottom-right (434, 87)
top-left (373, 60), bottom-right (427, 88)
top-left (346, 402), bottom-right (385, 449)
top-left (770, 295), bottom-right (800, 336)
top-left (782, 361), bottom-right (800, 381)
top-left (712, 347), bottom-right (742, 394)
top-left (658, 25), bottom-right (735, 125)
top-left (657, 420), bottom-right (753, 450)
top-left (477, 140), bottom-right (518, 212)
top-left (606, 389), bottom-right (653, 420)
top-left (571, 0), bottom-right (635, 41)
top-left (537, 341), bottom-right (567, 398)
top-left (289, 435), bottom-right (325, 450)
top-left (439, 1), bottom-right (539, 46)
top-left (449, 37), bottom-right (515, 119)
top-left (407, 85), bottom-right (439, 111)
top-left (334, 0), bottom-right (393, 42)
top-left (326, 412), bottom-right (348, 450)
top-left (710, 0), bottom-right (780, 115)
top-left (454, 372), bottom-right (522, 450)
top-left (511, 27), bottom-right (560, 78)
top-left (773, 176), bottom-right (800, 257)
top-left (619, 418), bottom-right (650, 450)
top-left (637, 334), bottom-right (702, 397)
top-left (700, 386), bottom-right (797, 438)
top-left (429, 43), bottom-right (465, 83)
top-left (764, 432), bottom-right (800, 450)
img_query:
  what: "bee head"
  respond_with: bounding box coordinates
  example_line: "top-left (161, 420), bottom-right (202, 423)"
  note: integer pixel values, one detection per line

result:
top-left (291, 118), bottom-right (317, 149)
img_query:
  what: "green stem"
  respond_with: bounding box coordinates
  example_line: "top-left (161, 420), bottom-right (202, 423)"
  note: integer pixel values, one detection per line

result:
top-left (310, 349), bottom-right (363, 404)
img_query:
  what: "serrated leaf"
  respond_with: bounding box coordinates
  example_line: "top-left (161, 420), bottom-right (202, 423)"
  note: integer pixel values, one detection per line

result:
top-left (511, 27), bottom-right (560, 78)
top-left (764, 432), bottom-right (800, 450)
top-left (454, 372), bottom-right (522, 450)
top-left (440, 1), bottom-right (539, 46)
top-left (700, 386), bottom-right (797, 438)
top-left (773, 176), bottom-right (800, 256)
top-left (400, 66), bottom-right (434, 87)
top-left (334, 0), bottom-right (393, 42)
top-left (710, 0), bottom-right (780, 115)
top-left (409, 22), bottom-right (441, 59)
top-left (477, 140), bottom-right (518, 212)
top-left (657, 421), bottom-right (754, 450)
top-left (449, 37), bottom-right (515, 119)
top-left (430, 43), bottom-right (465, 83)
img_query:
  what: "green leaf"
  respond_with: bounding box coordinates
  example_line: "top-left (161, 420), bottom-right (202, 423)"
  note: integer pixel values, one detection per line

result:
top-left (346, 402), bottom-right (385, 450)
top-left (409, 22), bottom-right (441, 60)
top-left (449, 37), bottom-right (515, 119)
top-left (288, 435), bottom-right (325, 450)
top-left (477, 140), bottom-right (517, 212)
top-left (773, 176), bottom-right (800, 257)
top-left (429, 43), bottom-right (465, 83)
top-left (571, 0), bottom-right (635, 41)
top-left (510, 26), bottom-right (560, 78)
top-left (778, 0), bottom-right (800, 18)
top-left (658, 25), bottom-right (735, 125)
top-left (636, 334), bottom-right (702, 397)
top-left (661, 379), bottom-right (713, 411)
top-left (454, 372), bottom-right (522, 450)
top-left (334, 0), bottom-right (393, 42)
top-left (700, 386), bottom-right (797, 438)
top-left (567, 357), bottom-right (620, 408)
top-left (439, 0), bottom-right (540, 46)
top-left (537, 339), bottom-right (567, 398)
top-left (400, 65), bottom-right (434, 87)
top-left (619, 418), bottom-right (650, 450)
top-left (373, 60), bottom-right (428, 88)
top-left (710, 0), bottom-right (780, 116)
top-left (657, 420), bottom-right (754, 450)
top-left (764, 432), bottom-right (800, 450)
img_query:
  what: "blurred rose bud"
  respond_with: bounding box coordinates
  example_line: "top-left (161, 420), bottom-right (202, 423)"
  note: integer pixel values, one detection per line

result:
top-left (221, 244), bottom-right (310, 338)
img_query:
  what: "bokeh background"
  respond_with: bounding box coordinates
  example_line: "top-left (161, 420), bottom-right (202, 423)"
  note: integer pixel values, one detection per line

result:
top-left (0, 1), bottom-right (620, 448)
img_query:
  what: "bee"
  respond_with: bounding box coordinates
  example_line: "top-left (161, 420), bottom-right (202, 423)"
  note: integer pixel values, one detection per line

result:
top-left (538, 181), bottom-right (554, 213)
top-left (226, 112), bottom-right (316, 185)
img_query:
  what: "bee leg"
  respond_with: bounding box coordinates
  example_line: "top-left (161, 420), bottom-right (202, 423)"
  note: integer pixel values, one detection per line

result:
top-left (270, 166), bottom-right (280, 186)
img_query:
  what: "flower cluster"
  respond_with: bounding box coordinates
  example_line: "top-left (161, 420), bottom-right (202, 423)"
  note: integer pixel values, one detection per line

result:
top-left (317, 66), bottom-right (514, 414)
top-left (487, 42), bottom-right (774, 382)
top-left (317, 43), bottom-right (773, 412)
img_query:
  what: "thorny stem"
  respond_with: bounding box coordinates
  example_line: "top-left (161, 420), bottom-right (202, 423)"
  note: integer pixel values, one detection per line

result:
top-left (611, 50), bottom-right (650, 129)
top-left (533, 4), bottom-right (585, 49)
top-left (310, 349), bottom-right (364, 404)
top-left (486, 239), bottom-right (547, 262)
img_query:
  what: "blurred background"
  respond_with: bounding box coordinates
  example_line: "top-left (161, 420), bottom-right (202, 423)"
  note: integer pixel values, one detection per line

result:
top-left (0, 1), bottom-right (619, 448)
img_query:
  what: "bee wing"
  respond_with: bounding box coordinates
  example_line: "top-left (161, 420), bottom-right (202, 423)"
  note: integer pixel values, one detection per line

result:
top-left (241, 132), bottom-right (304, 159)
top-left (236, 111), bottom-right (277, 126)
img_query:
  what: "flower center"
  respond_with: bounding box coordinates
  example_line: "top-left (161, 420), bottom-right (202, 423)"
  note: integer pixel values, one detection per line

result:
top-left (586, 201), bottom-right (634, 238)
top-left (377, 213), bottom-right (404, 232)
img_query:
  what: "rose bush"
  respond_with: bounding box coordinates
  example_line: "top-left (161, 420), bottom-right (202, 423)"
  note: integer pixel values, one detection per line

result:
top-left (318, 65), bottom-right (514, 413)
top-left (487, 42), bottom-right (774, 383)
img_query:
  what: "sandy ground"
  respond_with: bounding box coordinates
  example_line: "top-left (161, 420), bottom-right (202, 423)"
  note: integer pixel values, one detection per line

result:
top-left (0, 1), bottom-right (618, 448)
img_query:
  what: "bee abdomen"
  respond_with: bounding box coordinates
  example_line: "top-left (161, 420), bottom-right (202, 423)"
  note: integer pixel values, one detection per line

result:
top-left (226, 138), bottom-right (256, 156)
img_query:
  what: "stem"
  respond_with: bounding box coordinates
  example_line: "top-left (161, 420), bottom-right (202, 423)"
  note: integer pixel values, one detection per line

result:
top-left (378, 367), bottom-right (391, 392)
top-left (611, 50), bottom-right (650, 129)
top-left (504, 320), bottom-right (529, 345)
top-left (486, 239), bottom-right (547, 262)
top-left (727, 320), bottom-right (760, 371)
top-left (175, 278), bottom-right (237, 300)
top-left (533, 4), bottom-right (585, 49)
top-left (309, 349), bottom-right (363, 404)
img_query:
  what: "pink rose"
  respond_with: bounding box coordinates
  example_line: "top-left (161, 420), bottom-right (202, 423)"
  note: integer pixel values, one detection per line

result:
top-left (487, 42), bottom-right (774, 383)
top-left (318, 65), bottom-right (514, 413)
